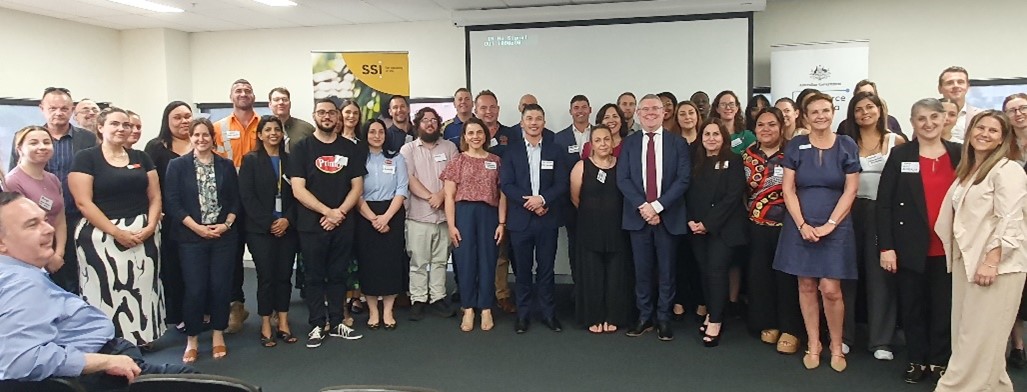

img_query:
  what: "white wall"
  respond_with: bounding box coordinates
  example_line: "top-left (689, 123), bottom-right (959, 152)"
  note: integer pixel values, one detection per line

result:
top-left (754, 0), bottom-right (1027, 133)
top-left (188, 21), bottom-right (465, 124)
top-left (0, 9), bottom-right (122, 104)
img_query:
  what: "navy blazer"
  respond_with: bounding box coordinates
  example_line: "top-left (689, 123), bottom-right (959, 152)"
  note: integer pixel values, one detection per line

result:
top-left (238, 150), bottom-right (297, 235)
top-left (500, 132), bottom-right (570, 232)
top-left (876, 139), bottom-right (962, 273)
top-left (164, 152), bottom-right (240, 243)
top-left (616, 129), bottom-right (691, 235)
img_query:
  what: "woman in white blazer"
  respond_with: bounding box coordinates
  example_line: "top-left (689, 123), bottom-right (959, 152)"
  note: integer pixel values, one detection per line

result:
top-left (935, 110), bottom-right (1027, 392)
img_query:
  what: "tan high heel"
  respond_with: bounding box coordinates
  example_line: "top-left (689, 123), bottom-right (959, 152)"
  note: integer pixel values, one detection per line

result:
top-left (480, 310), bottom-right (494, 331)
top-left (460, 310), bottom-right (474, 332)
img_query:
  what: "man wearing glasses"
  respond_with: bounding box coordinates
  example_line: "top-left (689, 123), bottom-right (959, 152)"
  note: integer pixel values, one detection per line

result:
top-left (8, 87), bottom-right (97, 294)
top-left (73, 98), bottom-right (101, 139)
top-left (399, 107), bottom-right (459, 321)
top-left (289, 99), bottom-right (367, 347)
top-left (617, 94), bottom-right (691, 341)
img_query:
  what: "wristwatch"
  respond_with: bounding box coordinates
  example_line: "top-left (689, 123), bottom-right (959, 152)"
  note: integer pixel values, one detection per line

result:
top-left (827, 219), bottom-right (838, 226)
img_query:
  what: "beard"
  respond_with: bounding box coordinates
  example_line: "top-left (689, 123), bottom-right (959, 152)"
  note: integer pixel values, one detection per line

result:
top-left (316, 122), bottom-right (336, 134)
top-left (419, 129), bottom-right (440, 143)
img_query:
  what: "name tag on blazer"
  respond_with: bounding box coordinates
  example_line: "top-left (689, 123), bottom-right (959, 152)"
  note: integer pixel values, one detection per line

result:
top-left (541, 160), bottom-right (554, 170)
top-left (901, 162), bottom-right (920, 173)
top-left (485, 161), bottom-right (498, 170)
top-left (715, 161), bottom-right (730, 170)
top-left (773, 166), bottom-right (784, 177)
top-left (568, 145), bottom-right (581, 153)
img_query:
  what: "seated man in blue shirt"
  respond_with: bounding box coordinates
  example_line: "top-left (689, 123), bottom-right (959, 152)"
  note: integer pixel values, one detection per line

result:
top-left (0, 192), bottom-right (194, 390)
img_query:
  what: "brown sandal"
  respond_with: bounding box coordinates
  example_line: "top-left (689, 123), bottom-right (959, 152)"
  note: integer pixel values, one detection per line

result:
top-left (212, 345), bottom-right (227, 360)
top-left (182, 348), bottom-right (198, 364)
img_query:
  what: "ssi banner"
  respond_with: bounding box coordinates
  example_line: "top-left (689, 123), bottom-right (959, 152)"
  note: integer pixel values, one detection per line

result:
top-left (771, 41), bottom-right (869, 131)
top-left (312, 51), bottom-right (410, 126)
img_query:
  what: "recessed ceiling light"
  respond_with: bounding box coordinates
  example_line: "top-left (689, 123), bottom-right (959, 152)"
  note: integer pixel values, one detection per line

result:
top-left (252, 0), bottom-right (298, 6)
top-left (108, 0), bottom-right (184, 13)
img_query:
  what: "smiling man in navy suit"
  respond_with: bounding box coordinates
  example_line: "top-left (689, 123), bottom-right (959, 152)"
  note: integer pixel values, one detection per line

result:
top-left (617, 94), bottom-right (691, 341)
top-left (501, 103), bottom-right (569, 334)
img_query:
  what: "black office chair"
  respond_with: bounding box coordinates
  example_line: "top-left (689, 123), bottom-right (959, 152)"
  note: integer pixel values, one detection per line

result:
top-left (320, 386), bottom-right (440, 392)
top-left (128, 374), bottom-right (261, 392)
top-left (0, 378), bottom-right (86, 392)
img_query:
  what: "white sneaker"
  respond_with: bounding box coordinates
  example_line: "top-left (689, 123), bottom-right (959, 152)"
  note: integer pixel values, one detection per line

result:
top-left (842, 343), bottom-right (850, 355)
top-left (329, 323), bottom-right (364, 340)
top-left (306, 326), bottom-right (325, 348)
top-left (874, 349), bottom-right (894, 361)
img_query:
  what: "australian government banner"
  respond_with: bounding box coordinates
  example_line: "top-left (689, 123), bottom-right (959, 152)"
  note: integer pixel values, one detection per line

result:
top-left (312, 51), bottom-right (410, 127)
top-left (771, 41), bottom-right (869, 131)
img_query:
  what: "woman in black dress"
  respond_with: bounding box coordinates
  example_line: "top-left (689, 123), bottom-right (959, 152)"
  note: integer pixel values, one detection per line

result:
top-left (687, 117), bottom-right (748, 347)
top-left (570, 125), bottom-right (632, 333)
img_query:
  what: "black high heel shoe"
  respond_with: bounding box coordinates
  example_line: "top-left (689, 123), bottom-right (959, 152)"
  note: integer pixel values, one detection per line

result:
top-left (702, 332), bottom-right (721, 347)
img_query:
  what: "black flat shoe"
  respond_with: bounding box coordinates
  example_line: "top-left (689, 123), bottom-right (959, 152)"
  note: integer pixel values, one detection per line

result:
top-left (515, 318), bottom-right (529, 334)
top-left (275, 331), bottom-right (298, 344)
top-left (367, 322), bottom-right (380, 330)
top-left (542, 317), bottom-right (562, 332)
top-left (384, 323), bottom-right (397, 331)
top-left (625, 320), bottom-right (654, 337)
top-left (657, 321), bottom-right (674, 341)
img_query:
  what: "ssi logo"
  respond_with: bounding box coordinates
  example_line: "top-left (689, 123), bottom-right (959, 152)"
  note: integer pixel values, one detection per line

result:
top-left (362, 64), bottom-right (382, 75)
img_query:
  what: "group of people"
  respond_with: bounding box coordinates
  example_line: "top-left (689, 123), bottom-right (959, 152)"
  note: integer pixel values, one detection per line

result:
top-left (2, 65), bottom-right (1027, 392)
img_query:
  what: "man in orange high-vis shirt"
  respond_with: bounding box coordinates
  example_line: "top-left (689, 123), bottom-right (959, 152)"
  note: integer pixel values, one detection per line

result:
top-left (213, 79), bottom-right (260, 168)
top-left (212, 78), bottom-right (257, 334)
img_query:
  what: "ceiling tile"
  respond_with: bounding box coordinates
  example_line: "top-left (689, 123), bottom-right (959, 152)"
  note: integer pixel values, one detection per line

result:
top-left (307, 0), bottom-right (403, 24)
top-left (431, 0), bottom-right (507, 11)
top-left (372, 0), bottom-right (450, 21)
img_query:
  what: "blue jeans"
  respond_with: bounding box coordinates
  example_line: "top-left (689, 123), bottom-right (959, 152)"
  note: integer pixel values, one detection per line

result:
top-left (452, 202), bottom-right (499, 310)
top-left (179, 231), bottom-right (239, 336)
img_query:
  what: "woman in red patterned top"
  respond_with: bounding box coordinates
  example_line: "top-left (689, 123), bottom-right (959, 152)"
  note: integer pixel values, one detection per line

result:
top-left (743, 107), bottom-right (803, 355)
top-left (441, 117), bottom-right (507, 333)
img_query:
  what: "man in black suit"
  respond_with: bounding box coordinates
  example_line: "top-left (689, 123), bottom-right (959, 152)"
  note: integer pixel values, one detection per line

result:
top-left (616, 94), bottom-right (691, 341)
top-left (9, 87), bottom-right (97, 294)
top-left (500, 104), bottom-right (569, 334)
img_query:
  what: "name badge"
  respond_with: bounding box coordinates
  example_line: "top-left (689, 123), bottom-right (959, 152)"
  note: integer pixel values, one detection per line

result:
top-left (484, 161), bottom-right (498, 170)
top-left (226, 130), bottom-right (241, 140)
top-left (126, 163), bottom-right (141, 170)
top-left (433, 153), bottom-right (448, 162)
top-left (715, 161), bottom-right (729, 170)
top-left (541, 160), bottom-right (554, 170)
top-left (773, 166), bottom-right (784, 177)
top-left (489, 138), bottom-right (499, 148)
top-left (274, 194), bottom-right (282, 213)
top-left (865, 153), bottom-right (886, 167)
top-left (730, 138), bottom-right (742, 148)
top-left (901, 162), bottom-right (920, 173)
top-left (282, 174), bottom-right (292, 185)
top-left (383, 164), bottom-right (396, 174)
top-left (335, 155), bottom-right (349, 167)
top-left (568, 145), bottom-right (581, 153)
top-left (597, 170), bottom-right (607, 183)
top-left (38, 195), bottom-right (54, 211)
top-left (799, 144), bottom-right (812, 150)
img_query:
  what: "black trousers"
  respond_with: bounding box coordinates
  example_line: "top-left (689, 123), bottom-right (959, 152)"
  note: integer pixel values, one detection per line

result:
top-left (158, 223), bottom-right (184, 325)
top-left (844, 198), bottom-right (897, 350)
top-left (674, 235), bottom-right (705, 311)
top-left (232, 214), bottom-right (246, 303)
top-left (746, 223), bottom-right (803, 336)
top-left (299, 229), bottom-right (353, 328)
top-left (248, 231), bottom-right (298, 316)
top-left (79, 337), bottom-right (196, 391)
top-left (691, 234), bottom-right (734, 323)
top-left (179, 233), bottom-right (238, 336)
top-left (50, 216), bottom-right (80, 294)
top-left (898, 257), bottom-right (952, 366)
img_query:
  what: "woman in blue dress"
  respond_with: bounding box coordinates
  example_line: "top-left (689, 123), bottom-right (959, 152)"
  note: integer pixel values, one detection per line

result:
top-left (774, 93), bottom-right (861, 373)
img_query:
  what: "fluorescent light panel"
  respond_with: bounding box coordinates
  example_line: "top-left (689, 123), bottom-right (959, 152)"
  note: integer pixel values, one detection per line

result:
top-left (108, 0), bottom-right (183, 13)
top-left (252, 0), bottom-right (297, 6)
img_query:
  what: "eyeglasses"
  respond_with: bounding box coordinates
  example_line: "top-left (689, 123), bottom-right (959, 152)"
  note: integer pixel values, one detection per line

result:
top-left (718, 102), bottom-right (738, 109)
top-left (1005, 105), bottom-right (1027, 115)
top-left (638, 106), bottom-right (663, 113)
top-left (78, 108), bottom-right (100, 114)
top-left (314, 110), bottom-right (339, 117)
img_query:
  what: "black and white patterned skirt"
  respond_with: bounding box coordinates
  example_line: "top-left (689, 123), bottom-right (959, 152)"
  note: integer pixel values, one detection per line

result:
top-left (77, 213), bottom-right (166, 345)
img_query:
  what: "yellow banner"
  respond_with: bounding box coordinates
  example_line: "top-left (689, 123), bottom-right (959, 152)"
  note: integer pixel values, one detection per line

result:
top-left (340, 52), bottom-right (410, 96)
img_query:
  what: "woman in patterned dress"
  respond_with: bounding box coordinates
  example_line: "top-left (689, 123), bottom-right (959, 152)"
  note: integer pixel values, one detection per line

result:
top-left (68, 107), bottom-right (165, 347)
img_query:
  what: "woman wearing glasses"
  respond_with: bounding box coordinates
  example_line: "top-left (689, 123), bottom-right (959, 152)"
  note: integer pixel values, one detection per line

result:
top-left (935, 110), bottom-right (1027, 391)
top-left (1003, 93), bottom-right (1027, 369)
top-left (68, 107), bottom-right (165, 348)
top-left (712, 91), bottom-right (757, 156)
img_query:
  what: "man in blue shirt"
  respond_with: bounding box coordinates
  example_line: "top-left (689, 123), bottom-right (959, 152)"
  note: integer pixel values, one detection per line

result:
top-left (0, 192), bottom-right (193, 389)
top-left (441, 88), bottom-right (474, 144)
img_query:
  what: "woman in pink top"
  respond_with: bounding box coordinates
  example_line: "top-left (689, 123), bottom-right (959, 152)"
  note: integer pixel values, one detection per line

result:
top-left (4, 125), bottom-right (66, 273)
top-left (441, 117), bottom-right (507, 333)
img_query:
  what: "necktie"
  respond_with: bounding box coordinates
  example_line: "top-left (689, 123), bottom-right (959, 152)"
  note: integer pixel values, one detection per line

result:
top-left (646, 132), bottom-right (657, 203)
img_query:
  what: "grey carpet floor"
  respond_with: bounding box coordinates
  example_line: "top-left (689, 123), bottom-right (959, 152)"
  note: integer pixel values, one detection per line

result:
top-left (139, 269), bottom-right (1027, 392)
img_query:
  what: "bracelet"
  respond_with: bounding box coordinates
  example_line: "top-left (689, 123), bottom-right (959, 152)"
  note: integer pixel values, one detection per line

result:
top-left (799, 222), bottom-right (807, 230)
top-left (498, 222), bottom-right (506, 226)
top-left (984, 263), bottom-right (998, 268)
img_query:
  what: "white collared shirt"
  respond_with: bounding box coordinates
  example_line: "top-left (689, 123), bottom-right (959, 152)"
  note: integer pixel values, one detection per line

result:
top-left (951, 103), bottom-right (978, 143)
top-left (640, 127), bottom-right (665, 212)
top-left (524, 137), bottom-right (543, 196)
top-left (572, 124), bottom-right (589, 156)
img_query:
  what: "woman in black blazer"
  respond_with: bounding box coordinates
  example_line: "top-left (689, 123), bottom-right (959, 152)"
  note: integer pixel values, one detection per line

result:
top-left (239, 115), bottom-right (298, 347)
top-left (877, 98), bottom-right (961, 383)
top-left (164, 118), bottom-right (240, 364)
top-left (686, 117), bottom-right (748, 347)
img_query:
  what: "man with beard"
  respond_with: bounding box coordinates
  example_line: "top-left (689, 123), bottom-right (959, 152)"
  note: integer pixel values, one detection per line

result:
top-left (400, 107), bottom-right (459, 321)
top-left (289, 99), bottom-right (366, 347)
top-left (442, 88), bottom-right (474, 145)
top-left (386, 95), bottom-right (415, 152)
top-left (618, 92), bottom-right (642, 135)
top-left (74, 99), bottom-right (101, 139)
top-left (212, 78), bottom-right (258, 333)
top-left (7, 87), bottom-right (97, 294)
